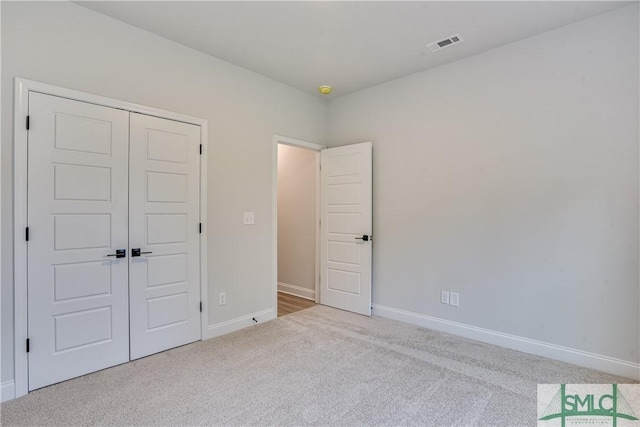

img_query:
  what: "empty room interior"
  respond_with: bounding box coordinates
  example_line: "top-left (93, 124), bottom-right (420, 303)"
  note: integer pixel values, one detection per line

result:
top-left (1, 1), bottom-right (639, 425)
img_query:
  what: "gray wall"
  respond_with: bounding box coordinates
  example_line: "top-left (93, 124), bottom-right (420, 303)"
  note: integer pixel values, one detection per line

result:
top-left (277, 144), bottom-right (317, 293)
top-left (1, 1), bottom-right (327, 384)
top-left (328, 5), bottom-right (639, 364)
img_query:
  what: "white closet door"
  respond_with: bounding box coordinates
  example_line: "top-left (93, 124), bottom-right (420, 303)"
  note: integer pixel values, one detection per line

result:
top-left (320, 142), bottom-right (373, 316)
top-left (27, 93), bottom-right (130, 390)
top-left (129, 113), bottom-right (201, 360)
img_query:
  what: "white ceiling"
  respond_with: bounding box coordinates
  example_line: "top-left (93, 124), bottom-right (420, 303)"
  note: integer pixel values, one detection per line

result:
top-left (77, 1), bottom-right (630, 98)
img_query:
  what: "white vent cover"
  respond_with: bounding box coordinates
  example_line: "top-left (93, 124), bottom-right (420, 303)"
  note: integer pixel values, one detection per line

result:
top-left (427, 34), bottom-right (464, 52)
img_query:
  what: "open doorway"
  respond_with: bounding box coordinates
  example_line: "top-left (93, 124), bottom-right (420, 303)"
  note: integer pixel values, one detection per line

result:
top-left (274, 136), bottom-right (323, 316)
top-left (273, 137), bottom-right (373, 317)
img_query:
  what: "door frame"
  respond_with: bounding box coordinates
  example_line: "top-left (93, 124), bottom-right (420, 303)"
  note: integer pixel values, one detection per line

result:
top-left (13, 78), bottom-right (209, 399)
top-left (272, 135), bottom-right (325, 312)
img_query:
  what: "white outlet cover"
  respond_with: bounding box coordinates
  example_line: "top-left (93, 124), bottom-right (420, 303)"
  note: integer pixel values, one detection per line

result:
top-left (450, 292), bottom-right (459, 307)
top-left (243, 212), bottom-right (255, 225)
top-left (441, 291), bottom-right (450, 305)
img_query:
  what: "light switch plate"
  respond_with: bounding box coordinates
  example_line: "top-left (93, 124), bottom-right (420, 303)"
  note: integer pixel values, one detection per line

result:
top-left (243, 212), bottom-right (255, 225)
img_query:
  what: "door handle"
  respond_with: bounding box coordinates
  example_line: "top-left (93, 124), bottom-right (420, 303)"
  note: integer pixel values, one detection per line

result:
top-left (106, 249), bottom-right (126, 258)
top-left (355, 235), bottom-right (371, 242)
top-left (131, 248), bottom-right (153, 257)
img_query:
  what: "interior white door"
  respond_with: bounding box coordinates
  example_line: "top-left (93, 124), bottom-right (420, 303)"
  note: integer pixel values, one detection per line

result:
top-left (320, 142), bottom-right (372, 315)
top-left (27, 92), bottom-right (130, 390)
top-left (129, 113), bottom-right (202, 359)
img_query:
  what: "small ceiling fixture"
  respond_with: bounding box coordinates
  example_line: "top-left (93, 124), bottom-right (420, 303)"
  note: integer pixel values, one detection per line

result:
top-left (318, 85), bottom-right (332, 95)
top-left (427, 33), bottom-right (464, 52)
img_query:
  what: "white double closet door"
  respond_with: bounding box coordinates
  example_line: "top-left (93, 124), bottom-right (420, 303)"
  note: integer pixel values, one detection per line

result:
top-left (27, 93), bottom-right (201, 390)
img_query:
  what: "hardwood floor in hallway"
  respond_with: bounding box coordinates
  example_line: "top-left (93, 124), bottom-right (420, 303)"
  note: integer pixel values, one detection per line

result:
top-left (278, 292), bottom-right (316, 317)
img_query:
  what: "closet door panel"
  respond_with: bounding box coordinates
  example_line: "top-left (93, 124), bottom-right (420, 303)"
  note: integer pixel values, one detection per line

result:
top-left (129, 113), bottom-right (201, 360)
top-left (27, 93), bottom-right (130, 390)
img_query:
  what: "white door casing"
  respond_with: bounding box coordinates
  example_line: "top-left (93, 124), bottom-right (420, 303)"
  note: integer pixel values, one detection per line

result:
top-left (272, 135), bottom-right (325, 310)
top-left (320, 142), bottom-right (372, 316)
top-left (128, 113), bottom-right (202, 360)
top-left (27, 93), bottom-right (130, 390)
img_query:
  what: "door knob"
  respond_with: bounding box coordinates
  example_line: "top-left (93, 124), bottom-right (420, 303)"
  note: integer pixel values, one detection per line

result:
top-left (106, 249), bottom-right (126, 258)
top-left (131, 248), bottom-right (153, 257)
top-left (355, 235), bottom-right (371, 242)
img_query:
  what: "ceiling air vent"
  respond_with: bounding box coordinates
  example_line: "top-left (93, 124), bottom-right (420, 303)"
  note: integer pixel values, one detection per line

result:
top-left (427, 34), bottom-right (464, 52)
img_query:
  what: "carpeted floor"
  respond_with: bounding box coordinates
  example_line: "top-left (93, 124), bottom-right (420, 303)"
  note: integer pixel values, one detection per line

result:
top-left (1, 305), bottom-right (635, 426)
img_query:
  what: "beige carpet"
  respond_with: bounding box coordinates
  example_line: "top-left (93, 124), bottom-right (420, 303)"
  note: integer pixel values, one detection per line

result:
top-left (1, 305), bottom-right (634, 426)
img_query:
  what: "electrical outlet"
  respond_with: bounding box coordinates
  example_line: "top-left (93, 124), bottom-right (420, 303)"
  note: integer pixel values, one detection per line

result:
top-left (440, 291), bottom-right (450, 305)
top-left (450, 292), bottom-right (459, 307)
top-left (243, 212), bottom-right (255, 225)
top-left (219, 292), bottom-right (226, 306)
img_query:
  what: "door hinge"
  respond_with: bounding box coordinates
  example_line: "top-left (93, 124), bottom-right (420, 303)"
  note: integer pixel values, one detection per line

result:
top-left (199, 144), bottom-right (202, 155)
top-left (199, 301), bottom-right (202, 313)
top-left (199, 223), bottom-right (202, 233)
top-left (26, 115), bottom-right (30, 130)
top-left (25, 227), bottom-right (29, 242)
top-left (26, 339), bottom-right (30, 353)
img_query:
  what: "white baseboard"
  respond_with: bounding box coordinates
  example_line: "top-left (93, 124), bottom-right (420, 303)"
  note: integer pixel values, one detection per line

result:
top-left (372, 304), bottom-right (640, 381)
top-left (1, 380), bottom-right (15, 402)
top-left (278, 282), bottom-right (315, 301)
top-left (204, 308), bottom-right (276, 339)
